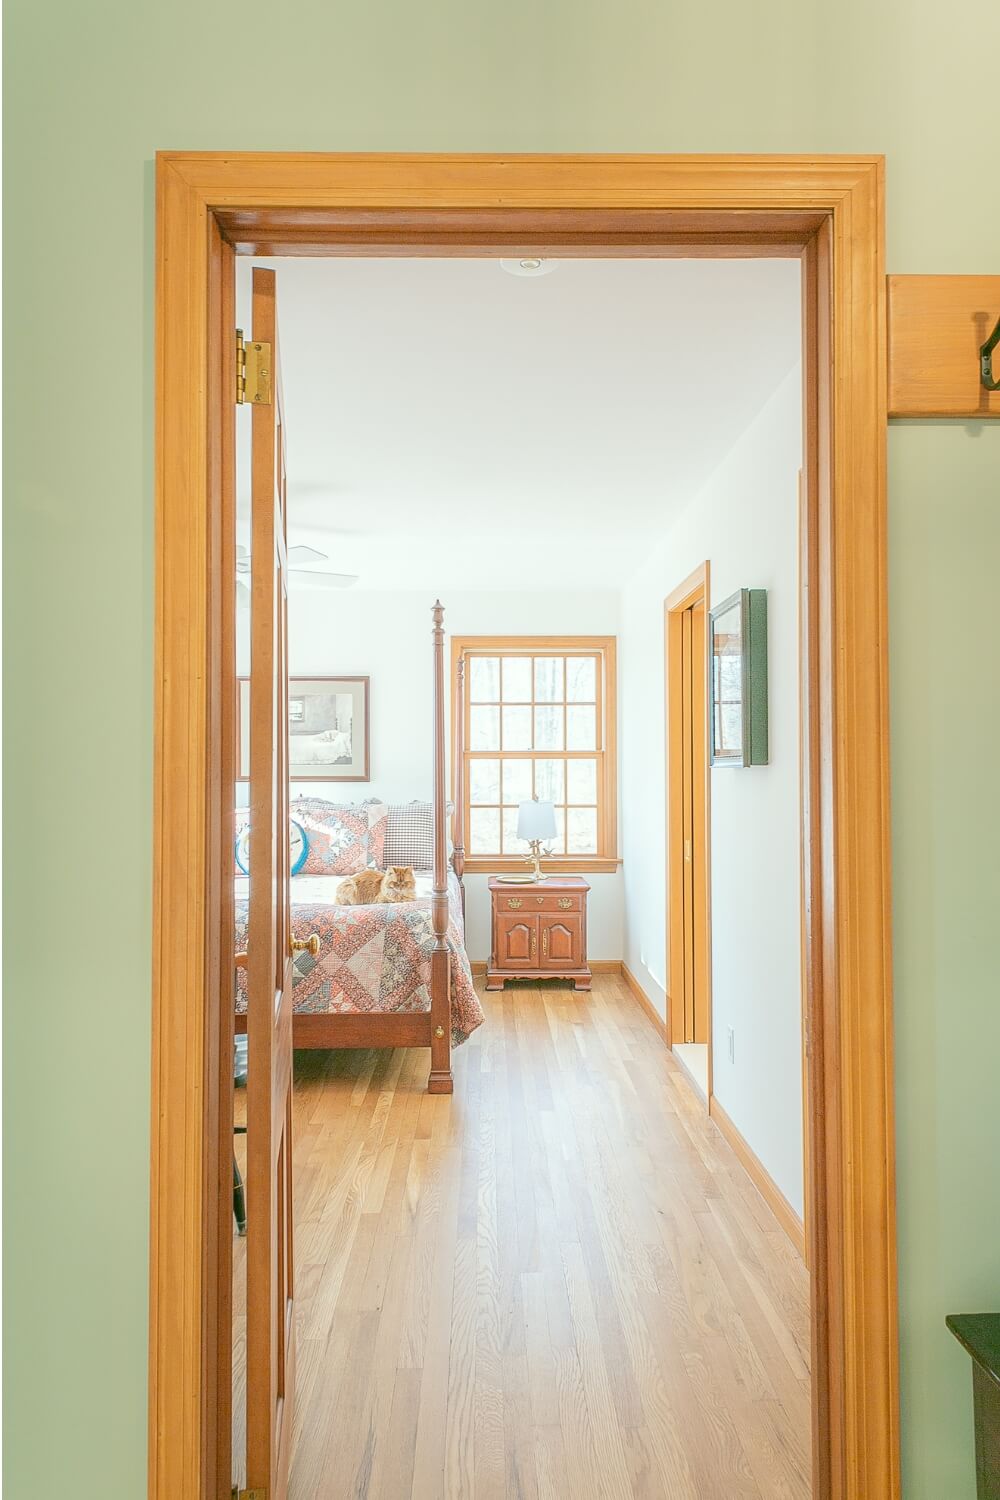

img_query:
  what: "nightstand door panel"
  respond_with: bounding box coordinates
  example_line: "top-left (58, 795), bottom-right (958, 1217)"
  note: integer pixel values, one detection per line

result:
top-left (539, 916), bottom-right (582, 968)
top-left (496, 915), bottom-right (537, 967)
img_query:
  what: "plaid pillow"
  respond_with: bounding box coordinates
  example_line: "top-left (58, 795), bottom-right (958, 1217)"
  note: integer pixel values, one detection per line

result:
top-left (296, 800), bottom-right (387, 876)
top-left (383, 801), bottom-right (453, 871)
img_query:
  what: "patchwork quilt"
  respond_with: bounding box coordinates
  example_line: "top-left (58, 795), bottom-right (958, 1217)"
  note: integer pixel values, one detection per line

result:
top-left (235, 869), bottom-right (483, 1045)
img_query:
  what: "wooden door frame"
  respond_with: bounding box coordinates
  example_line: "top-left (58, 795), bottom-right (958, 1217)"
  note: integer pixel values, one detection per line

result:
top-left (151, 152), bottom-right (895, 1500)
top-left (664, 562), bottom-right (712, 1088)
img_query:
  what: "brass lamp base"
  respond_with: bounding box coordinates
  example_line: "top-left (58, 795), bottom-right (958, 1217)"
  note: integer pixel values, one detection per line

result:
top-left (496, 842), bottom-right (550, 884)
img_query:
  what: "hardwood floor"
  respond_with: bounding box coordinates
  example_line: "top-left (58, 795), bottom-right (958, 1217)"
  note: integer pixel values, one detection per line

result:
top-left (232, 973), bottom-right (811, 1498)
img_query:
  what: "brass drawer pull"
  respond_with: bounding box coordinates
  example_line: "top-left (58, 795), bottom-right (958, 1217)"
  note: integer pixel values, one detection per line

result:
top-left (507, 897), bottom-right (522, 909)
top-left (558, 898), bottom-right (573, 909)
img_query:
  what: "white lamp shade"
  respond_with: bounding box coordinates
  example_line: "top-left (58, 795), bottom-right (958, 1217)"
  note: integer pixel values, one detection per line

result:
top-left (517, 797), bottom-right (557, 842)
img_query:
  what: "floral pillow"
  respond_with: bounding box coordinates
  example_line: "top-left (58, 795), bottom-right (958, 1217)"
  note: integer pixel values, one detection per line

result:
top-left (295, 799), bottom-right (387, 876)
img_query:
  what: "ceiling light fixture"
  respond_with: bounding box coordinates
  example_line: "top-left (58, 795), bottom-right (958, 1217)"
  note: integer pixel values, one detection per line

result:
top-left (499, 257), bottom-right (559, 278)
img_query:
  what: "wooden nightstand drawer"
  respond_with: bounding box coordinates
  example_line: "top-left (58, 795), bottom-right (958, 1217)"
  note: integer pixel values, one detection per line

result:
top-left (497, 891), bottom-right (584, 915)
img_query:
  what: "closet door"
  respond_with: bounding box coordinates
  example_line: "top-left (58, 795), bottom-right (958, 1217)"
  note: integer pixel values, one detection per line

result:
top-left (246, 266), bottom-right (297, 1500)
top-left (680, 601), bottom-right (709, 1045)
top-left (681, 609), bottom-right (696, 1040)
top-left (689, 600), bottom-right (709, 1045)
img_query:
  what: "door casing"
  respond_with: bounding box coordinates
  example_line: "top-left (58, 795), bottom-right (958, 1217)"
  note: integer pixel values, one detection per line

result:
top-left (151, 152), bottom-right (895, 1500)
top-left (665, 562), bottom-right (712, 1072)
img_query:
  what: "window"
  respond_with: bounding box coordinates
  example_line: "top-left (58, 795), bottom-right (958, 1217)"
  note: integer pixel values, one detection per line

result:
top-left (453, 636), bottom-right (618, 873)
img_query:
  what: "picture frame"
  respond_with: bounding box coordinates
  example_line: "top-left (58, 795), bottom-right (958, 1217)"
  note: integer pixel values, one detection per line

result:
top-left (238, 675), bottom-right (370, 781)
top-left (709, 589), bottom-right (768, 767)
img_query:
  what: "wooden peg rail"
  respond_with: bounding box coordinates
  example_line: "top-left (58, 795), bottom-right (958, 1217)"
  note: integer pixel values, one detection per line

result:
top-left (888, 275), bottom-right (1000, 419)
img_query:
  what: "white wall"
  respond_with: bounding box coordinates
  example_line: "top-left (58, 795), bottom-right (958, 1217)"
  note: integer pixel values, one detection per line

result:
top-left (283, 588), bottom-right (624, 964)
top-left (620, 367), bottom-right (804, 1215)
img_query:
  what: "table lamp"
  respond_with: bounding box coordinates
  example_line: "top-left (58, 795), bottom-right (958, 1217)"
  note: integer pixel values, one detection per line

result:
top-left (516, 795), bottom-right (557, 882)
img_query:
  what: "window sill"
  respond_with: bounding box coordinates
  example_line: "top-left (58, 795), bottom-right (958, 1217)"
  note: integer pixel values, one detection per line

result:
top-left (462, 856), bottom-right (621, 875)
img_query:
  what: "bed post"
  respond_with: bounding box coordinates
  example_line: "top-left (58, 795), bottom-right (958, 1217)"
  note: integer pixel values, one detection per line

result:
top-left (452, 648), bottom-right (466, 906)
top-left (428, 600), bottom-right (454, 1094)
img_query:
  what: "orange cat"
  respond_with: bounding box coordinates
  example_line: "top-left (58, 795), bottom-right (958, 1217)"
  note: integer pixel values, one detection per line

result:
top-left (337, 866), bottom-right (417, 906)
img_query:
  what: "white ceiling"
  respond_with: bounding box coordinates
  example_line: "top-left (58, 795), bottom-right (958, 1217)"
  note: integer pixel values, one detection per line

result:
top-left (236, 256), bottom-right (801, 590)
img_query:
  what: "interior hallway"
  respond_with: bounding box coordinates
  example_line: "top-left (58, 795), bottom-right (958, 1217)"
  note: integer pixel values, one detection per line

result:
top-left (234, 974), bottom-right (810, 1499)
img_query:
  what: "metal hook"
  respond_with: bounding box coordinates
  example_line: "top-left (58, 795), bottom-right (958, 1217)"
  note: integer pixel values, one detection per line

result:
top-left (981, 314), bottom-right (1000, 392)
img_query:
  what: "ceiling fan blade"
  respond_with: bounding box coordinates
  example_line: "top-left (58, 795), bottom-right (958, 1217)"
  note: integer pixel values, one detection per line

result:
top-left (238, 561), bottom-right (355, 588)
top-left (288, 544), bottom-right (329, 566)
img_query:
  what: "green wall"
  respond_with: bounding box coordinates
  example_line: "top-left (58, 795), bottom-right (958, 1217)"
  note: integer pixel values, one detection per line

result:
top-left (4, 1), bottom-right (997, 1495)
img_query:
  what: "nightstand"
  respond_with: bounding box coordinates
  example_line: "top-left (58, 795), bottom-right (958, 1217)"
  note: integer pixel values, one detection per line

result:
top-left (486, 876), bottom-right (591, 991)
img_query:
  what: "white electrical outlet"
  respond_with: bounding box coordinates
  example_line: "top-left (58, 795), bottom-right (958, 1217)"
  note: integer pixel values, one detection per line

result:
top-left (727, 1027), bottom-right (735, 1064)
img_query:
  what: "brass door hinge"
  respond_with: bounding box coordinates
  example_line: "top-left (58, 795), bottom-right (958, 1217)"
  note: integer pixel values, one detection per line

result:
top-left (235, 329), bottom-right (272, 406)
top-left (233, 1488), bottom-right (266, 1500)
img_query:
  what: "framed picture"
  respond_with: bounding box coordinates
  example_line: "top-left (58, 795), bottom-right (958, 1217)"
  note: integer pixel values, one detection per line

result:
top-left (238, 676), bottom-right (370, 782)
top-left (709, 589), bottom-right (768, 767)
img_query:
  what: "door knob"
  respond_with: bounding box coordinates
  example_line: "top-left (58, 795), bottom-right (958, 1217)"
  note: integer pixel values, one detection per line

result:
top-left (291, 933), bottom-right (320, 957)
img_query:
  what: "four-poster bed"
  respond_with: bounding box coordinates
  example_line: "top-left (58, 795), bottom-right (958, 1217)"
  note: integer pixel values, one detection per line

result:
top-left (235, 600), bottom-right (478, 1093)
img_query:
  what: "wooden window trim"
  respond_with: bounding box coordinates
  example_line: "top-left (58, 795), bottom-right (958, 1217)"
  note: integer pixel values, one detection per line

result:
top-left (451, 634), bottom-right (618, 874)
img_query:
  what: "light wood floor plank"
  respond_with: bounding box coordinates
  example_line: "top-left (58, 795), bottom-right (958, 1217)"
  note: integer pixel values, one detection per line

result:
top-left (230, 975), bottom-right (810, 1498)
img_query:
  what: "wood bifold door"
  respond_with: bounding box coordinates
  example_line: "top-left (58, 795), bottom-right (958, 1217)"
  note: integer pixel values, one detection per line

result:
top-left (666, 566), bottom-right (710, 1048)
top-left (245, 266), bottom-right (297, 1500)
